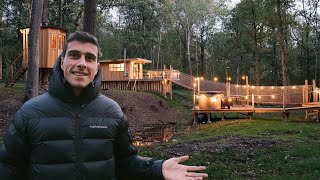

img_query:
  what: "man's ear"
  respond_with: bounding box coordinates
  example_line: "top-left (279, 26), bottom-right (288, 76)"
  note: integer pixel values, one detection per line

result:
top-left (97, 62), bottom-right (100, 72)
top-left (60, 58), bottom-right (64, 69)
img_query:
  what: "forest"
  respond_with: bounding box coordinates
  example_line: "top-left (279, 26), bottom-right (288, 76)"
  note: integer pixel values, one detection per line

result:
top-left (0, 0), bottom-right (320, 87)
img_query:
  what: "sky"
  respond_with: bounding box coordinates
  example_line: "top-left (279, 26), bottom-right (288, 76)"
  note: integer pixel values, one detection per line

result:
top-left (230, 0), bottom-right (241, 8)
top-left (109, 0), bottom-right (242, 22)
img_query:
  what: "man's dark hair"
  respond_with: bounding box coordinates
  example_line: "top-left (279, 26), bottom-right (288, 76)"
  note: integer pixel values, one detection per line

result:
top-left (61, 31), bottom-right (102, 60)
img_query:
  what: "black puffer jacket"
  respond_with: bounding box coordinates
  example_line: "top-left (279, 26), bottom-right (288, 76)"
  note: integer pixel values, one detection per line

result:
top-left (0, 56), bottom-right (164, 180)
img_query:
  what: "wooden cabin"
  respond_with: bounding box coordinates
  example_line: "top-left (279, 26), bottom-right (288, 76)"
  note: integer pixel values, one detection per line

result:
top-left (5, 27), bottom-right (66, 87)
top-left (20, 27), bottom-right (66, 86)
top-left (20, 27), bottom-right (66, 68)
top-left (99, 58), bottom-right (152, 81)
top-left (99, 58), bottom-right (180, 98)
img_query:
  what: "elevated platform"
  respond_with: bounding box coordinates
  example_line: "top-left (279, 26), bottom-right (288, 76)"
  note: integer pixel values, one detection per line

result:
top-left (192, 103), bottom-right (320, 123)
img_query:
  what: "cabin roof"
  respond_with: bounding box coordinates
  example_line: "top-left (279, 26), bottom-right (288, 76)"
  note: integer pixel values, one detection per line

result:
top-left (19, 26), bottom-right (66, 32)
top-left (99, 58), bottom-right (152, 64)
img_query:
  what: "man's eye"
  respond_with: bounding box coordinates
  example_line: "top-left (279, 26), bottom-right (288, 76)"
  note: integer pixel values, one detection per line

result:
top-left (86, 55), bottom-right (96, 62)
top-left (68, 52), bottom-right (80, 59)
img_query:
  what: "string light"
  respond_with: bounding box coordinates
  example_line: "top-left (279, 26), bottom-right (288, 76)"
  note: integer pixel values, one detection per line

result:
top-left (210, 97), bottom-right (217, 102)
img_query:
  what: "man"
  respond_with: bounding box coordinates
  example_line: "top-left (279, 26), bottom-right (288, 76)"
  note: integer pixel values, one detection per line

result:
top-left (0, 32), bottom-right (208, 180)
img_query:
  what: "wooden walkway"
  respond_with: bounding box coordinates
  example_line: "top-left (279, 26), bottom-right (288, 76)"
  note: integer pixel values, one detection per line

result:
top-left (192, 103), bottom-right (320, 123)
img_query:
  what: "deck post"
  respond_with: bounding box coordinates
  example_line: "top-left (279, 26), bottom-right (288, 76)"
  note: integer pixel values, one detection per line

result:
top-left (221, 112), bottom-right (225, 121)
top-left (304, 80), bottom-right (308, 104)
top-left (252, 94), bottom-right (255, 109)
top-left (313, 79), bottom-right (317, 102)
top-left (245, 76), bottom-right (249, 106)
top-left (283, 88), bottom-right (285, 110)
top-left (207, 113), bottom-right (211, 123)
top-left (193, 78), bottom-right (196, 108)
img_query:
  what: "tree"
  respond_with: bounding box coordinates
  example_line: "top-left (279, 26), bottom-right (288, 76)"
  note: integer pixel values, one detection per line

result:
top-left (0, 0), bottom-right (3, 81)
top-left (26, 0), bottom-right (44, 99)
top-left (277, 0), bottom-right (288, 86)
top-left (84, 0), bottom-right (97, 35)
top-left (42, 0), bottom-right (49, 25)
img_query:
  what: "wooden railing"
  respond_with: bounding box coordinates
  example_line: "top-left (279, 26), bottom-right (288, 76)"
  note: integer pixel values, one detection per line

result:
top-left (172, 72), bottom-right (312, 105)
top-left (141, 69), bottom-right (180, 80)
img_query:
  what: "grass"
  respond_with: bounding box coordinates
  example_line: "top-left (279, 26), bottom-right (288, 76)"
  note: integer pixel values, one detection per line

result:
top-left (139, 118), bottom-right (320, 179)
top-left (149, 89), bottom-right (193, 113)
top-left (0, 83), bottom-right (26, 97)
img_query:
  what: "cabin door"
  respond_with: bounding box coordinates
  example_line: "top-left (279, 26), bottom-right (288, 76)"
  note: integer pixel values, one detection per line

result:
top-left (133, 63), bottom-right (142, 79)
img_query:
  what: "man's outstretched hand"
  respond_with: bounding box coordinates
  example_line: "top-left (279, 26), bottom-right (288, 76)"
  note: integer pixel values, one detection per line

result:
top-left (162, 155), bottom-right (208, 180)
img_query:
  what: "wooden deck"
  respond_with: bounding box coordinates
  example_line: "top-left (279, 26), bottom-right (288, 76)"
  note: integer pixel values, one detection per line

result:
top-left (192, 103), bottom-right (320, 123)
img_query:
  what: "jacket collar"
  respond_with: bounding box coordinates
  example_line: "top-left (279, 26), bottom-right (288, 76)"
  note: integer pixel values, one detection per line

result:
top-left (48, 55), bottom-right (101, 104)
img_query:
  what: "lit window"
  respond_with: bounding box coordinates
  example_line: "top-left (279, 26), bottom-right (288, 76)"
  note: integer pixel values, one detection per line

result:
top-left (109, 63), bottom-right (124, 71)
top-left (59, 35), bottom-right (65, 49)
top-left (51, 34), bottom-right (57, 49)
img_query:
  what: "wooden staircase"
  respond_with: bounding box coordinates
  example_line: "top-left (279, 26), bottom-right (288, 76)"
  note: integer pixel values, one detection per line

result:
top-left (5, 66), bottom-right (28, 87)
top-left (126, 78), bottom-right (137, 91)
top-left (4, 52), bottom-right (27, 87)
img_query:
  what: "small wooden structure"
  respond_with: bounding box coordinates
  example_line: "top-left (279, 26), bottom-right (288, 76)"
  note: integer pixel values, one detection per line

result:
top-left (5, 27), bottom-right (66, 87)
top-left (100, 58), bottom-right (152, 81)
top-left (99, 58), bottom-right (180, 98)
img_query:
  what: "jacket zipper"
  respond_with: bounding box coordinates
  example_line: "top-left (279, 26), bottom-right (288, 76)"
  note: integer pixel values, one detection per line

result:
top-left (75, 105), bottom-right (81, 179)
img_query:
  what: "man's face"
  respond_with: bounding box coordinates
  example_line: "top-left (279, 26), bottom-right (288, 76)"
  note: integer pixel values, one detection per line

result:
top-left (61, 40), bottom-right (100, 90)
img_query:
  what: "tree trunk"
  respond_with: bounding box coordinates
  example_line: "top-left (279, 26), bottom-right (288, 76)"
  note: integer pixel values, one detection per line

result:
top-left (26, 0), bottom-right (44, 100)
top-left (277, 0), bottom-right (288, 86)
top-left (0, 16), bottom-right (2, 81)
top-left (156, 31), bottom-right (161, 69)
top-left (41, 0), bottom-right (49, 87)
top-left (180, 28), bottom-right (188, 72)
top-left (83, 0), bottom-right (96, 35)
top-left (187, 20), bottom-right (192, 76)
top-left (195, 37), bottom-right (198, 76)
top-left (272, 26), bottom-right (280, 85)
top-left (0, 47), bottom-right (2, 81)
top-left (59, 0), bottom-right (62, 28)
top-left (42, 0), bottom-right (49, 25)
top-left (200, 27), bottom-right (205, 77)
top-left (0, 0), bottom-right (2, 81)
top-left (252, 5), bottom-right (260, 86)
top-left (315, 1), bottom-right (319, 82)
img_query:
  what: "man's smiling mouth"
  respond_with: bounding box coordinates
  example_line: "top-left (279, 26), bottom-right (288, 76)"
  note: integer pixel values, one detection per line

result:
top-left (72, 71), bottom-right (88, 76)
